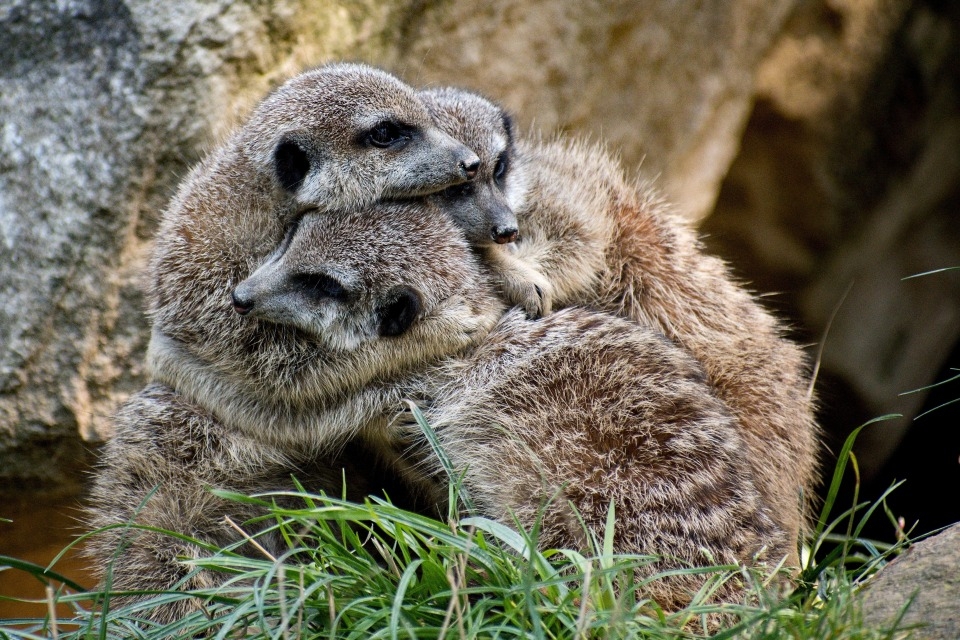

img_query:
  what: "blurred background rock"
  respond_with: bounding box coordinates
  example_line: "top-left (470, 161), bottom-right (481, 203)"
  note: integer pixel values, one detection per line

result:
top-left (0, 0), bottom-right (957, 583)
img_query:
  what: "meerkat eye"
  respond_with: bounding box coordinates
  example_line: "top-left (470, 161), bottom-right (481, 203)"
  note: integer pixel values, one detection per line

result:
top-left (366, 121), bottom-right (410, 148)
top-left (493, 152), bottom-right (509, 186)
top-left (290, 272), bottom-right (350, 302)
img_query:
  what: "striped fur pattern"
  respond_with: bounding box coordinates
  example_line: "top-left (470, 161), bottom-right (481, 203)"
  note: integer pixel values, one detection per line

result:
top-left (422, 89), bottom-right (819, 565)
top-left (239, 204), bottom-right (790, 610)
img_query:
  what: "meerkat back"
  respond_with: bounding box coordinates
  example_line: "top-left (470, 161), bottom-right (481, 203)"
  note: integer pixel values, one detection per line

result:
top-left (415, 307), bottom-right (790, 609)
top-left (414, 87), bottom-right (817, 565)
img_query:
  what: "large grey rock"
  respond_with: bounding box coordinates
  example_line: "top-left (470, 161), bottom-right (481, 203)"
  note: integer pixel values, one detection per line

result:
top-left (0, 0), bottom-right (399, 490)
top-left (0, 0), bottom-right (799, 490)
top-left (395, 0), bottom-right (798, 222)
top-left (860, 523), bottom-right (960, 638)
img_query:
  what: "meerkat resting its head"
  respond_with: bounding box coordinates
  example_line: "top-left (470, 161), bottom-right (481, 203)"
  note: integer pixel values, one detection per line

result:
top-left (416, 87), bottom-right (819, 567)
top-left (418, 87), bottom-right (553, 318)
top-left (245, 63), bottom-right (482, 211)
top-left (235, 200), bottom-right (792, 611)
top-left (419, 87), bottom-right (518, 246)
top-left (146, 64), bottom-right (490, 450)
top-left (150, 198), bottom-right (503, 452)
top-left (88, 199), bottom-right (503, 621)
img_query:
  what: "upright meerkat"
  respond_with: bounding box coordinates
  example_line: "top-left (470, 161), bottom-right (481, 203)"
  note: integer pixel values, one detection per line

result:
top-left (233, 203), bottom-right (788, 610)
top-left (418, 88), bottom-right (819, 565)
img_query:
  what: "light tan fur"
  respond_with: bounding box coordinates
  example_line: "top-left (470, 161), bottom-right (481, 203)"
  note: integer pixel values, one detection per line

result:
top-left (419, 89), bottom-right (819, 565)
top-left (86, 383), bottom-right (428, 622)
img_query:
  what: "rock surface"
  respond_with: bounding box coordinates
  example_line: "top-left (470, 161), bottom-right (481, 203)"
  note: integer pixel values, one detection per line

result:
top-left (702, 0), bottom-right (960, 492)
top-left (0, 0), bottom-right (799, 490)
top-left (859, 523), bottom-right (960, 638)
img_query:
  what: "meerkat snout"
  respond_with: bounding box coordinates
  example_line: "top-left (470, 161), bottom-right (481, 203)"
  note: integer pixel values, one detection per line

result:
top-left (492, 224), bottom-right (519, 244)
top-left (231, 289), bottom-right (255, 315)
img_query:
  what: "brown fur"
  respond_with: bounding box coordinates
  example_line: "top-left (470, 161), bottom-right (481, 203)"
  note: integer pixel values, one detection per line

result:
top-left (86, 383), bottom-right (425, 622)
top-left (237, 203), bottom-right (790, 610)
top-left (145, 64), bottom-right (493, 452)
top-left (416, 89), bottom-right (819, 565)
top-left (87, 66), bottom-right (499, 621)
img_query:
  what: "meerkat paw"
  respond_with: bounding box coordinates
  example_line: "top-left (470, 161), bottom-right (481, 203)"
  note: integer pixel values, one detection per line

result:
top-left (501, 272), bottom-right (554, 319)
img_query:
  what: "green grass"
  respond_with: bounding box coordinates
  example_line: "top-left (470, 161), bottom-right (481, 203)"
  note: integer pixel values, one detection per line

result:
top-left (0, 417), bottom-right (921, 639)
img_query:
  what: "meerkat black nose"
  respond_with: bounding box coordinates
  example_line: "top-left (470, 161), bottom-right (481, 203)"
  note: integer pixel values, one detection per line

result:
top-left (492, 225), bottom-right (519, 244)
top-left (460, 156), bottom-right (481, 180)
top-left (231, 289), bottom-right (254, 315)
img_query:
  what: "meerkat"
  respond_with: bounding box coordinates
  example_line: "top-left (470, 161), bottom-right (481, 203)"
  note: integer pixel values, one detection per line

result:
top-left (145, 63), bottom-right (493, 451)
top-left (86, 66), bottom-right (498, 620)
top-left (231, 202), bottom-right (789, 610)
top-left (415, 88), bottom-right (819, 566)
top-left (89, 196), bottom-right (504, 621)
top-left (418, 87), bottom-right (552, 318)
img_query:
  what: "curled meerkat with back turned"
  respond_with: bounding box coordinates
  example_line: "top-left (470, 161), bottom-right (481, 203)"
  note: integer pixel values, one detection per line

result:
top-left (419, 88), bottom-right (819, 566)
top-left (233, 202), bottom-right (789, 611)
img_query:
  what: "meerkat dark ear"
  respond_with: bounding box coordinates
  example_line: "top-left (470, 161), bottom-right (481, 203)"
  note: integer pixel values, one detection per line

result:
top-left (274, 139), bottom-right (310, 192)
top-left (500, 110), bottom-right (514, 144)
top-left (377, 285), bottom-right (423, 337)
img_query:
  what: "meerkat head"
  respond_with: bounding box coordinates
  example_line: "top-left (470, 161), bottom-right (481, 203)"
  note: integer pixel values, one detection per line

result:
top-left (418, 87), bottom-right (520, 247)
top-left (230, 216), bottom-right (422, 352)
top-left (243, 64), bottom-right (482, 213)
top-left (148, 198), bottom-right (503, 448)
top-left (231, 200), bottom-right (503, 353)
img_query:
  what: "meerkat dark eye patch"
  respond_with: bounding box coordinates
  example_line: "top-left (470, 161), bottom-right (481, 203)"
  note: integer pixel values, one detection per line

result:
top-left (440, 182), bottom-right (475, 199)
top-left (365, 121), bottom-right (412, 149)
top-left (274, 140), bottom-right (310, 192)
top-left (493, 150), bottom-right (510, 185)
top-left (290, 272), bottom-right (350, 302)
top-left (377, 285), bottom-right (422, 337)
